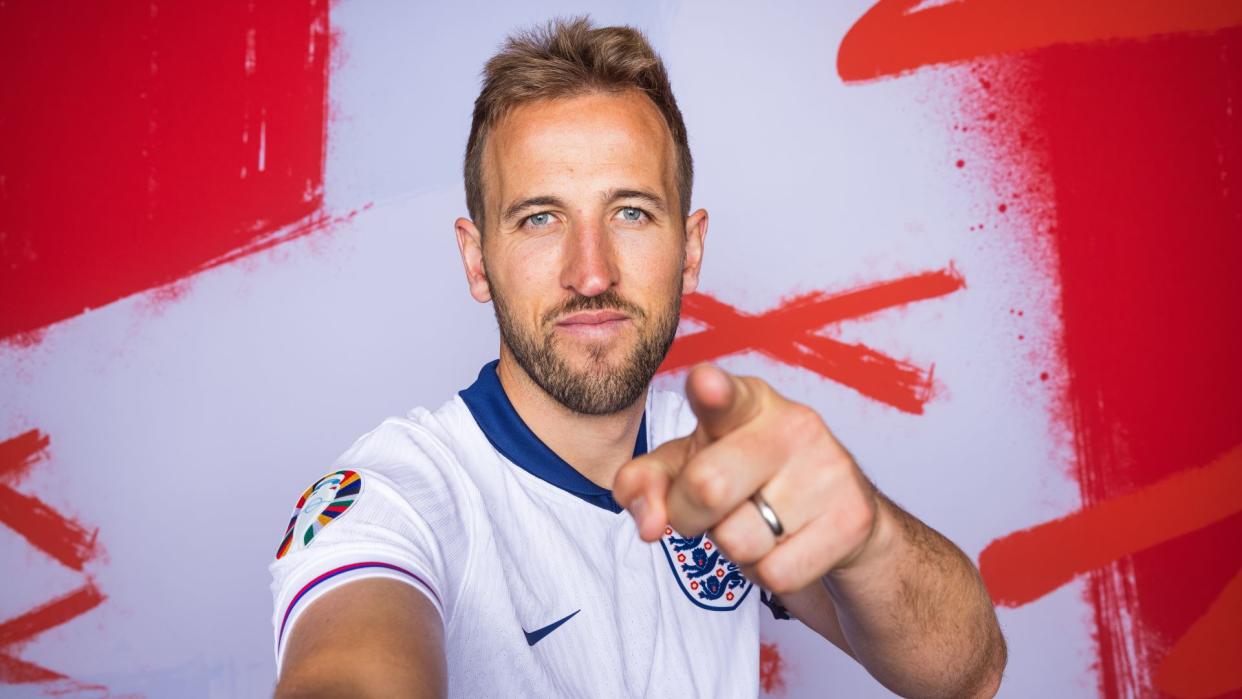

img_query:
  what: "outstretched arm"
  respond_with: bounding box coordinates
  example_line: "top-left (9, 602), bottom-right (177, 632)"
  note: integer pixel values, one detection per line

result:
top-left (778, 492), bottom-right (1005, 698)
top-left (613, 364), bottom-right (1005, 698)
top-left (275, 578), bottom-right (446, 699)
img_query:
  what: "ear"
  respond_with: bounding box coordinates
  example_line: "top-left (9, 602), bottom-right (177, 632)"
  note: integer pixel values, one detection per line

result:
top-left (681, 208), bottom-right (708, 295)
top-left (455, 217), bottom-right (492, 303)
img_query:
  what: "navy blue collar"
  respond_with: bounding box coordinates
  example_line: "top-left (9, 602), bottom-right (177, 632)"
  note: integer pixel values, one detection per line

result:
top-left (458, 360), bottom-right (647, 514)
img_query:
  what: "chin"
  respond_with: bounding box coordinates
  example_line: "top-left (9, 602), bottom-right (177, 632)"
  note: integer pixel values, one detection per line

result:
top-left (564, 341), bottom-right (629, 369)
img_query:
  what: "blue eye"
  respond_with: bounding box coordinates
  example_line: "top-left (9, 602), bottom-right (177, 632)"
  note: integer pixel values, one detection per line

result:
top-left (526, 212), bottom-right (552, 227)
top-left (619, 207), bottom-right (645, 222)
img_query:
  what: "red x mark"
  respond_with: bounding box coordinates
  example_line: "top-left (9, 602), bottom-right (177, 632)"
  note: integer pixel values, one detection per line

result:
top-left (658, 265), bottom-right (966, 414)
top-left (0, 430), bottom-right (107, 691)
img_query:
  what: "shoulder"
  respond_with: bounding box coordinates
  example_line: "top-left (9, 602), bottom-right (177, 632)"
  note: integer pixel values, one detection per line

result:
top-left (338, 414), bottom-right (449, 472)
top-left (274, 406), bottom-right (483, 557)
top-left (272, 415), bottom-right (463, 555)
top-left (334, 404), bottom-right (477, 494)
top-left (269, 407), bottom-right (483, 604)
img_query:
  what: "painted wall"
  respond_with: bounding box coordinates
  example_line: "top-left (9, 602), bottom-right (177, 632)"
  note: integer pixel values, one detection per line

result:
top-left (2, 2), bottom-right (1239, 697)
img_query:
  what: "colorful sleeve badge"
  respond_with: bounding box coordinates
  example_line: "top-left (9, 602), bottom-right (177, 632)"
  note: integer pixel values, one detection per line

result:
top-left (275, 470), bottom-right (363, 560)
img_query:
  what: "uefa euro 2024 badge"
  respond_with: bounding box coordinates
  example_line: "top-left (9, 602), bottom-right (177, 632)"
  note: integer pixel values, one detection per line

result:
top-left (275, 470), bottom-right (363, 560)
top-left (659, 527), bottom-right (753, 610)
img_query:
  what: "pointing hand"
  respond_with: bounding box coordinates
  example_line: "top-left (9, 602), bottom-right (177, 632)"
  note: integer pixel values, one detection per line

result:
top-left (613, 364), bottom-right (881, 594)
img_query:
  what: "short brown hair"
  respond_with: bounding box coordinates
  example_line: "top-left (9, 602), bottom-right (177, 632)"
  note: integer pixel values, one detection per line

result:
top-left (464, 17), bottom-right (693, 231)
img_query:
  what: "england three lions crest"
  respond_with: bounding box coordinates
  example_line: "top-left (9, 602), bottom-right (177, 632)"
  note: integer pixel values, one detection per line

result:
top-left (659, 528), bottom-right (753, 611)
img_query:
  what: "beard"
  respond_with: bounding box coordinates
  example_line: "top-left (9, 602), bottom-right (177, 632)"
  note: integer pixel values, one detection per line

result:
top-left (491, 284), bottom-right (681, 416)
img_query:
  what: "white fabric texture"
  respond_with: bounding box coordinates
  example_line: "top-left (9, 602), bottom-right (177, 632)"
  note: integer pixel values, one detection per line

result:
top-left (269, 372), bottom-right (760, 697)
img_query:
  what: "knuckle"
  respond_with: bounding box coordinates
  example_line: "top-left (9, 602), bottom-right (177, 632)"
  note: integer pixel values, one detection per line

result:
top-left (809, 445), bottom-right (853, 491)
top-left (713, 522), bottom-right (762, 565)
top-left (759, 544), bottom-right (824, 595)
top-left (612, 464), bottom-right (639, 493)
top-left (757, 558), bottom-right (794, 594)
top-left (709, 528), bottom-right (740, 560)
top-left (741, 375), bottom-right (768, 400)
top-left (686, 465), bottom-right (728, 510)
top-left (837, 502), bottom-right (874, 543)
top-left (613, 464), bottom-right (655, 505)
top-left (781, 403), bottom-right (824, 448)
top-left (803, 459), bottom-right (834, 492)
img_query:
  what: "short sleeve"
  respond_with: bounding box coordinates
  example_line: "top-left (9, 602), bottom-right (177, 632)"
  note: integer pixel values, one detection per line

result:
top-left (268, 419), bottom-right (474, 672)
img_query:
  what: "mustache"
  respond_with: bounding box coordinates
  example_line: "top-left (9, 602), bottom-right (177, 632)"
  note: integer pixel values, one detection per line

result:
top-left (542, 289), bottom-right (648, 326)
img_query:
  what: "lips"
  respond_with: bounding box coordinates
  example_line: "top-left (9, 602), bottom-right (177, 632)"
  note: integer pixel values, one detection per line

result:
top-left (556, 310), bottom-right (630, 326)
top-left (553, 310), bottom-right (632, 340)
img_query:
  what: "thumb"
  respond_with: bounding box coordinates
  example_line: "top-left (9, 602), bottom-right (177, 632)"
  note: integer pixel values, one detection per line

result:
top-left (686, 364), bottom-right (762, 442)
top-left (613, 436), bottom-right (689, 542)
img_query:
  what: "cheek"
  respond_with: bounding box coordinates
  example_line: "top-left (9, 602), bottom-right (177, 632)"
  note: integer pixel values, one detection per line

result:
top-left (487, 235), bottom-right (530, 278)
top-left (654, 255), bottom-right (688, 306)
top-left (623, 235), bottom-right (684, 292)
top-left (488, 243), bottom-right (563, 313)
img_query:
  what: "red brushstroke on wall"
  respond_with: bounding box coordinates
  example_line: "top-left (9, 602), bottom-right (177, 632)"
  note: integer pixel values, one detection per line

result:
top-left (0, 431), bottom-right (108, 691)
top-left (759, 641), bottom-right (786, 695)
top-left (0, 430), bottom-right (98, 571)
top-left (660, 267), bottom-right (965, 414)
top-left (0, 584), bottom-right (106, 684)
top-left (0, 430), bottom-right (48, 481)
top-left (979, 444), bottom-right (1242, 607)
top-left (1021, 27), bottom-right (1242, 699)
top-left (1155, 569), bottom-right (1242, 699)
top-left (840, 3), bottom-right (1242, 696)
top-left (0, 0), bottom-right (332, 343)
top-left (0, 486), bottom-right (99, 573)
top-left (837, 0), bottom-right (1242, 82)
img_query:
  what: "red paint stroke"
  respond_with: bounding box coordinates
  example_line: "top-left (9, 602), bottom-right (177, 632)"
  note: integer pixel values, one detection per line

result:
top-left (0, 0), bottom-right (333, 342)
top-left (0, 584), bottom-right (105, 650)
top-left (1030, 26), bottom-right (1242, 699)
top-left (0, 655), bottom-right (63, 684)
top-left (979, 444), bottom-right (1242, 607)
top-left (1154, 568), bottom-right (1242, 699)
top-left (0, 431), bottom-right (97, 571)
top-left (659, 267), bottom-right (965, 414)
top-left (759, 640), bottom-right (786, 695)
top-left (200, 204), bottom-right (373, 271)
top-left (0, 486), bottom-right (99, 573)
top-left (841, 3), bottom-right (1242, 693)
top-left (0, 429), bottom-right (49, 483)
top-left (0, 432), bottom-right (107, 691)
top-left (837, 0), bottom-right (1242, 82)
top-left (923, 17), bottom-right (1242, 698)
top-left (0, 585), bottom-right (107, 689)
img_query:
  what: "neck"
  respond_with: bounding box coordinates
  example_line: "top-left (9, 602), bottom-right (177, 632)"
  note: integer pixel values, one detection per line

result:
top-left (495, 346), bottom-right (646, 490)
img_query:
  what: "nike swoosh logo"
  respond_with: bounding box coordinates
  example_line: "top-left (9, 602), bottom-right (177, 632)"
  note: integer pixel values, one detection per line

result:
top-left (523, 609), bottom-right (580, 646)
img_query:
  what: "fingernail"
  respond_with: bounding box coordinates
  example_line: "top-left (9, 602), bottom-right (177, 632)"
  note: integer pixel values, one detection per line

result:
top-left (628, 496), bottom-right (648, 528)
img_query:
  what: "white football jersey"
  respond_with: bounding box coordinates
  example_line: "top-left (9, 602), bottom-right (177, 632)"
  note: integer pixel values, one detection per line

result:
top-left (269, 361), bottom-right (762, 697)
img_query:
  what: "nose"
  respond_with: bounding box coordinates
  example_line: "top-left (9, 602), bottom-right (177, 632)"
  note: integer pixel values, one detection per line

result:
top-left (560, 219), bottom-right (619, 297)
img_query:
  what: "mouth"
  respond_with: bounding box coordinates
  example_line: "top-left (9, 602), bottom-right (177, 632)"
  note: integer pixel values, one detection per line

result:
top-left (554, 310), bottom-right (632, 340)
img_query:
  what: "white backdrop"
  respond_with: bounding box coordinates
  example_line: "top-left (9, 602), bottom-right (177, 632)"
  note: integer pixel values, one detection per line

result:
top-left (2, 1), bottom-right (1094, 696)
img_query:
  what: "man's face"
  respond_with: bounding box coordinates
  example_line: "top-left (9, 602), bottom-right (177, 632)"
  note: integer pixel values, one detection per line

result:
top-left (457, 90), bottom-right (706, 415)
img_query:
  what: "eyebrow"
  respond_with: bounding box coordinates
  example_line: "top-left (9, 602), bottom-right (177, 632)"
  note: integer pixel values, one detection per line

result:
top-left (500, 188), bottom-right (669, 225)
top-left (604, 188), bottom-right (668, 215)
top-left (501, 195), bottom-right (567, 224)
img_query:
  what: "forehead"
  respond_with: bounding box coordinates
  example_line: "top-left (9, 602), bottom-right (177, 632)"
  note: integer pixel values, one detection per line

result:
top-left (484, 90), bottom-right (676, 207)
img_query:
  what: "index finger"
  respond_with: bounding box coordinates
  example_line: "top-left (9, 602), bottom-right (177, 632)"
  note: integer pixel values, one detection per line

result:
top-left (613, 436), bottom-right (689, 542)
top-left (685, 364), bottom-right (764, 442)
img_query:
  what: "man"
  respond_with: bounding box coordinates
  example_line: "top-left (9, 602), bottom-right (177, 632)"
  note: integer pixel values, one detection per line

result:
top-left (270, 17), bottom-right (1005, 698)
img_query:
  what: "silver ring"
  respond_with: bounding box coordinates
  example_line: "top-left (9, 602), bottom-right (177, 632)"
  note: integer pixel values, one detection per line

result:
top-left (750, 492), bottom-right (784, 538)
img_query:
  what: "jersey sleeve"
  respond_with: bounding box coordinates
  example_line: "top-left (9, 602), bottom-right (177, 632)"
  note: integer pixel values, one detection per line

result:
top-left (268, 418), bottom-right (475, 672)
